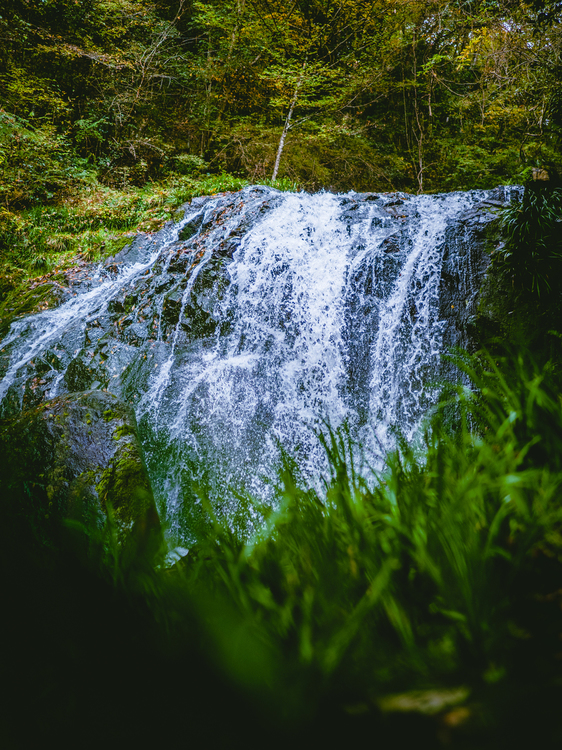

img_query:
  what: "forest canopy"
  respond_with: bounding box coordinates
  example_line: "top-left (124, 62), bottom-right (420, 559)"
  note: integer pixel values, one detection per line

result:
top-left (1, 0), bottom-right (562, 202)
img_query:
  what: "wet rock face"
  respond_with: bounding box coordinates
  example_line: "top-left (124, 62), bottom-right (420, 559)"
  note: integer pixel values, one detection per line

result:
top-left (0, 390), bottom-right (158, 541)
top-left (438, 187), bottom-right (515, 359)
top-left (0, 186), bottom-right (507, 420)
top-left (0, 184), bottom-right (515, 544)
top-left (0, 187), bottom-right (287, 418)
top-left (0, 186), bottom-right (289, 539)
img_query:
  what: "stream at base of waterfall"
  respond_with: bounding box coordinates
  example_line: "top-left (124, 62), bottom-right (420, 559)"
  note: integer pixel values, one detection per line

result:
top-left (0, 185), bottom-right (515, 544)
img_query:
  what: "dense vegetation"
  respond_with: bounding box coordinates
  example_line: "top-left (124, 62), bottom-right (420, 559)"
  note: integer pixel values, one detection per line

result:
top-left (3, 347), bottom-right (562, 747)
top-left (2, 0), bottom-right (562, 201)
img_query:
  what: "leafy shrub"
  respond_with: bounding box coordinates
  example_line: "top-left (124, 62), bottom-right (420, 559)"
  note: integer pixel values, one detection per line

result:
top-left (0, 110), bottom-right (92, 208)
top-left (494, 182), bottom-right (562, 298)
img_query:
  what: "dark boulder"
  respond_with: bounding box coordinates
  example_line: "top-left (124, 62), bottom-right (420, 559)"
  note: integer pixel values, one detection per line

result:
top-left (0, 389), bottom-right (159, 547)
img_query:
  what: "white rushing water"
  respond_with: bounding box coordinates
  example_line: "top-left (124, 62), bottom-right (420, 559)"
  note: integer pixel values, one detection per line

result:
top-left (0, 205), bottom-right (208, 404)
top-left (367, 192), bottom-right (474, 449)
top-left (0, 186), bottom-right (494, 542)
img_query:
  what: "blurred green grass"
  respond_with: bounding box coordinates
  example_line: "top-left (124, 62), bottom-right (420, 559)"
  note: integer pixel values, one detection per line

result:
top-left (2, 349), bottom-right (562, 747)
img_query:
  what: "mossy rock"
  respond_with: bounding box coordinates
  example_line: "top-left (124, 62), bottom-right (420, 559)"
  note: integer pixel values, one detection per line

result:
top-left (0, 280), bottom-right (70, 339)
top-left (0, 390), bottom-right (160, 547)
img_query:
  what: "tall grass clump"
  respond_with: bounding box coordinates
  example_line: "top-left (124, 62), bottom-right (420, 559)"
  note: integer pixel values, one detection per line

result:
top-left (175, 350), bottom-right (562, 738)
top-left (3, 350), bottom-right (562, 746)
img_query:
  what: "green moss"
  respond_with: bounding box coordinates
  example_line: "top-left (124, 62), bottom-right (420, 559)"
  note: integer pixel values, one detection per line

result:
top-left (104, 235), bottom-right (132, 257)
top-left (113, 424), bottom-right (135, 440)
top-left (96, 443), bottom-right (153, 530)
top-left (2, 390), bottom-right (158, 548)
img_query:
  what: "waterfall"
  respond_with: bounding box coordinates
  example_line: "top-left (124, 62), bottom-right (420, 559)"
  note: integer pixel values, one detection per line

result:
top-left (367, 192), bottom-right (474, 450)
top-left (0, 186), bottom-right (506, 544)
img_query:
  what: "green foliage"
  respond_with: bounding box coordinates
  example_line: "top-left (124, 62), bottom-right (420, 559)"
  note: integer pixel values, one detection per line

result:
top-left (179, 352), bottom-right (562, 702)
top-left (436, 143), bottom-right (521, 191)
top-left (0, 110), bottom-right (92, 208)
top-left (494, 183), bottom-right (562, 298)
top-left (2, 0), bottom-right (562, 197)
top-left (3, 349), bottom-right (562, 743)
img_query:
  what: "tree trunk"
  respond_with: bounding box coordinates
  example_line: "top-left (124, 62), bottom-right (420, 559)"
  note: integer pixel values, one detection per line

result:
top-left (272, 63), bottom-right (306, 181)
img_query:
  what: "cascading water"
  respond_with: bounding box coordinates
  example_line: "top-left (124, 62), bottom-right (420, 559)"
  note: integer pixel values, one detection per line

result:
top-left (0, 185), bottom-right (508, 544)
top-left (368, 193), bottom-right (472, 449)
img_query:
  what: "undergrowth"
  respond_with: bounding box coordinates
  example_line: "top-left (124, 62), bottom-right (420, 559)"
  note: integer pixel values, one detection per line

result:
top-left (180, 351), bottom-right (562, 697)
top-left (4, 349), bottom-right (560, 747)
